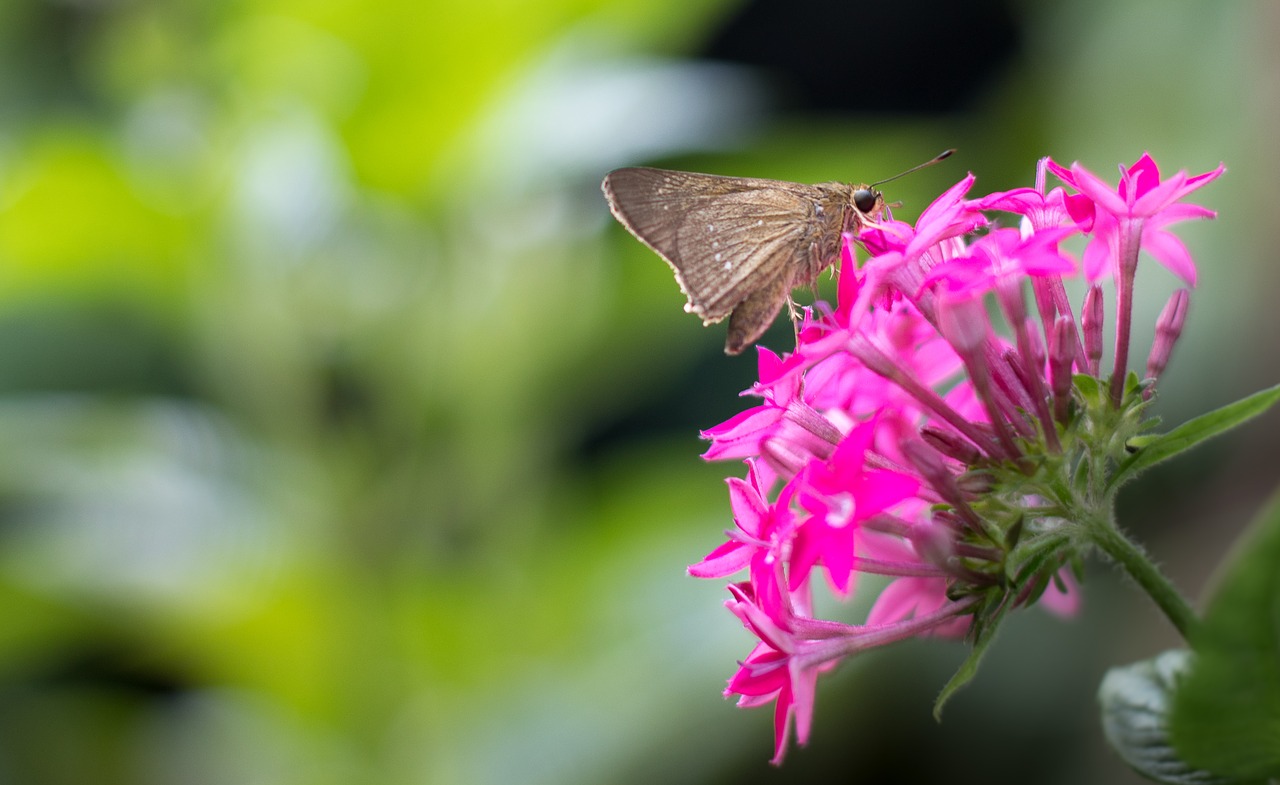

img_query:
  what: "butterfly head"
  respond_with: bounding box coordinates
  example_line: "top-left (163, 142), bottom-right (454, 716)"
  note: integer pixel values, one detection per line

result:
top-left (853, 186), bottom-right (881, 216)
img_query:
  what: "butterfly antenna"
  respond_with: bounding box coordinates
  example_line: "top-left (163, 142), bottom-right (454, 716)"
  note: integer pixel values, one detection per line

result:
top-left (870, 149), bottom-right (955, 188)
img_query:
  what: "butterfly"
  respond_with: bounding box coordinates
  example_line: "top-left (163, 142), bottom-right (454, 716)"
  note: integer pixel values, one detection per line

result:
top-left (602, 151), bottom-right (949, 354)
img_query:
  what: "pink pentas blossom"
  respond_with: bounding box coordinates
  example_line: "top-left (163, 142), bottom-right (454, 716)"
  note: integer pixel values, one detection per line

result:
top-left (806, 245), bottom-right (971, 427)
top-left (807, 300), bottom-right (964, 425)
top-left (1046, 152), bottom-right (1224, 284)
top-left (979, 156), bottom-right (1094, 233)
top-left (1052, 152), bottom-right (1221, 222)
top-left (699, 348), bottom-right (802, 462)
top-left (853, 173), bottom-right (986, 315)
top-left (866, 171), bottom-right (985, 261)
top-left (724, 573), bottom-right (979, 764)
top-left (1039, 568), bottom-right (1082, 618)
top-left (922, 226), bottom-right (1076, 300)
top-left (686, 152), bottom-right (1220, 764)
top-left (723, 580), bottom-right (824, 765)
top-left (789, 419), bottom-right (921, 595)
top-left (688, 460), bottom-right (789, 580)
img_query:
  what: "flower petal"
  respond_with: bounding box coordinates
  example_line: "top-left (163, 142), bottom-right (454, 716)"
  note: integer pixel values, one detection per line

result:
top-left (1141, 227), bottom-right (1198, 286)
top-left (1069, 162), bottom-right (1129, 215)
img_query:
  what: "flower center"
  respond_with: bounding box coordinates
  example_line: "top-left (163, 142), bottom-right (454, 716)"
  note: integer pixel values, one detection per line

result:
top-left (828, 494), bottom-right (857, 529)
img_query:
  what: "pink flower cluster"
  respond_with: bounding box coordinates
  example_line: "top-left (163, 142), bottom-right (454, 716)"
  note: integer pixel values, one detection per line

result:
top-left (688, 153), bottom-right (1224, 763)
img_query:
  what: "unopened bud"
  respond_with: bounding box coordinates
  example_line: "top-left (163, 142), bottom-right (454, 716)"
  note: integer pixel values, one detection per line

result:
top-left (1015, 317), bottom-right (1059, 449)
top-left (1031, 277), bottom-right (1058, 335)
top-left (784, 402), bottom-right (843, 451)
top-left (900, 438), bottom-right (983, 532)
top-left (1023, 317), bottom-right (1047, 374)
top-left (901, 436), bottom-right (955, 492)
top-left (760, 438), bottom-right (808, 480)
top-left (1050, 315), bottom-right (1076, 423)
top-left (1082, 284), bottom-right (1104, 376)
top-left (1145, 289), bottom-right (1190, 393)
top-left (997, 348), bottom-right (1037, 439)
top-left (910, 518), bottom-right (956, 569)
top-left (920, 425), bottom-right (983, 465)
top-left (955, 471), bottom-right (995, 495)
top-left (996, 276), bottom-right (1028, 337)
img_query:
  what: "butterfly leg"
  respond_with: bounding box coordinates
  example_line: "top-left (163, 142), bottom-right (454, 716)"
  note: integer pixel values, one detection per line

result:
top-left (786, 295), bottom-right (802, 322)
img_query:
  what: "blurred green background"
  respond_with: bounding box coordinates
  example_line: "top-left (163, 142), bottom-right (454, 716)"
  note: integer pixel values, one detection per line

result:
top-left (0, 0), bottom-right (1274, 783)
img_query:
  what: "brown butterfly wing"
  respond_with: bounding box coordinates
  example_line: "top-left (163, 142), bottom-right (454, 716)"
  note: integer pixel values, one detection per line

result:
top-left (724, 268), bottom-right (792, 354)
top-left (602, 167), bottom-right (816, 323)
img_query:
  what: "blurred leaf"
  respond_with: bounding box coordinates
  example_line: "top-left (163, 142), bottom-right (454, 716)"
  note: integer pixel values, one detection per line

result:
top-left (0, 578), bottom-right (90, 671)
top-left (0, 133), bottom-right (189, 309)
top-left (0, 304), bottom-right (189, 395)
top-left (0, 685), bottom-right (142, 785)
top-left (1098, 650), bottom-right (1236, 785)
top-left (314, 0), bottom-right (739, 195)
top-left (1169, 485), bottom-right (1280, 781)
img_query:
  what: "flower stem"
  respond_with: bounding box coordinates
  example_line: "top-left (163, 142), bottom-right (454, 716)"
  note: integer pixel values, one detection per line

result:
top-left (1109, 221), bottom-right (1144, 408)
top-left (1086, 514), bottom-right (1199, 640)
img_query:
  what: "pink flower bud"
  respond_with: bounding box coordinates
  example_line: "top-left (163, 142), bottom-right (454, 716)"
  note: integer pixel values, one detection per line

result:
top-left (1145, 289), bottom-right (1190, 390)
top-left (1050, 316), bottom-right (1077, 422)
top-left (920, 424), bottom-right (983, 465)
top-left (1082, 284), bottom-right (1105, 375)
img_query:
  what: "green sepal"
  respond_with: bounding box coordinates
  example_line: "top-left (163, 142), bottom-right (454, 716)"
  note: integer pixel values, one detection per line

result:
top-left (1003, 514), bottom-right (1024, 549)
top-left (1074, 373), bottom-right (1103, 405)
top-left (1010, 535), bottom-right (1064, 589)
top-left (1125, 433), bottom-right (1161, 452)
top-left (1125, 369), bottom-right (1145, 398)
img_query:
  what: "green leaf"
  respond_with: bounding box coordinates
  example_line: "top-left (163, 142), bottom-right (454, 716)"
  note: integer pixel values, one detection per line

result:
top-left (1098, 650), bottom-right (1235, 785)
top-left (1169, 484), bottom-right (1280, 780)
top-left (933, 600), bottom-right (1006, 720)
top-left (1109, 383), bottom-right (1280, 490)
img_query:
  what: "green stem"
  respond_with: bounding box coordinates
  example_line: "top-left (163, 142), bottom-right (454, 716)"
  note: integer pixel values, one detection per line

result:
top-left (1087, 515), bottom-right (1200, 640)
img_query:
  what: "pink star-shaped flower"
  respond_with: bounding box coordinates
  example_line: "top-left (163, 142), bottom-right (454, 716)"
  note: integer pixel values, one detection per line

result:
top-left (1046, 152), bottom-right (1223, 284)
top-left (789, 420), bottom-right (921, 595)
top-left (979, 156), bottom-right (1094, 233)
top-left (689, 460), bottom-right (795, 579)
top-left (723, 580), bottom-right (830, 765)
top-left (922, 226), bottom-right (1077, 300)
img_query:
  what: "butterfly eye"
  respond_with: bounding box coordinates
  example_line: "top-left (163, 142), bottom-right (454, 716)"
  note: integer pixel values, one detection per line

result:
top-left (853, 188), bottom-right (879, 214)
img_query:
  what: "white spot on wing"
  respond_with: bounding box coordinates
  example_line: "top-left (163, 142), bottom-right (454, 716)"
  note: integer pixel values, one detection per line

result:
top-left (756, 219), bottom-right (763, 226)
